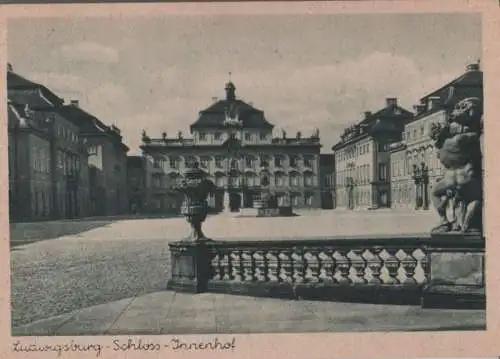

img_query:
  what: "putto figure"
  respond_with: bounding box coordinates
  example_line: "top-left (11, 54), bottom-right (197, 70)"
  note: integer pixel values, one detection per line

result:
top-left (176, 162), bottom-right (216, 241)
top-left (429, 95), bottom-right (483, 233)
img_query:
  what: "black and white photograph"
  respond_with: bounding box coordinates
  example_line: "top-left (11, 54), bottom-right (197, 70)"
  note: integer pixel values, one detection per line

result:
top-left (6, 5), bottom-right (488, 340)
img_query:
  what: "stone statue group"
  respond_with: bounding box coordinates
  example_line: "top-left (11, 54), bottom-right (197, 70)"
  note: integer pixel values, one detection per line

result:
top-left (430, 90), bottom-right (483, 234)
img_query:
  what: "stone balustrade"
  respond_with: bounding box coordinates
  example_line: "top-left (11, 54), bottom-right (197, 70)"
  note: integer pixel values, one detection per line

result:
top-left (167, 233), bottom-right (485, 308)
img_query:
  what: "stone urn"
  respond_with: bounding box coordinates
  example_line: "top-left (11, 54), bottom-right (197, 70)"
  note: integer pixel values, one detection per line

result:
top-left (176, 162), bottom-right (215, 241)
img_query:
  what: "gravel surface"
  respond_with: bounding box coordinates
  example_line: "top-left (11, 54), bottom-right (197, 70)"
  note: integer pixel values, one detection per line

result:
top-left (11, 236), bottom-right (171, 327)
top-left (10, 211), bottom-right (436, 327)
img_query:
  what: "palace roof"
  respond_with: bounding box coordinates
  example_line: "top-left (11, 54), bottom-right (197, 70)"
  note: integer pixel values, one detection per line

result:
top-left (7, 71), bottom-right (64, 109)
top-left (190, 82), bottom-right (274, 130)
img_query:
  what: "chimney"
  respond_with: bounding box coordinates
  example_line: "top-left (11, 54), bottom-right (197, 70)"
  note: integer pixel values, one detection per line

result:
top-left (427, 96), bottom-right (441, 110)
top-left (466, 63), bottom-right (480, 72)
top-left (413, 104), bottom-right (426, 115)
top-left (363, 111), bottom-right (372, 119)
top-left (386, 98), bottom-right (398, 107)
top-left (70, 100), bottom-right (79, 107)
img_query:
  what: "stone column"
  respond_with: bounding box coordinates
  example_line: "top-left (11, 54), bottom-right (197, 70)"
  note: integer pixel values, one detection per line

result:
top-left (223, 190), bottom-right (231, 212)
top-left (414, 180), bottom-right (420, 210)
top-left (423, 180), bottom-right (429, 210)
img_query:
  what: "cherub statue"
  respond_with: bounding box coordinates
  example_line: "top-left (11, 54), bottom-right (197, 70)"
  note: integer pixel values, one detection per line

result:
top-left (429, 96), bottom-right (483, 233)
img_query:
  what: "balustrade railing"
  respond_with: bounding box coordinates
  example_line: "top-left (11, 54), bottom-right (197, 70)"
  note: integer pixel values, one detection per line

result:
top-left (208, 236), bottom-right (428, 287)
top-left (168, 234), bottom-right (484, 305)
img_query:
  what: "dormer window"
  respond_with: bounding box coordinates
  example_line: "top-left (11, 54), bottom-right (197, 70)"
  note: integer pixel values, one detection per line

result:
top-left (214, 132), bottom-right (222, 141)
top-left (199, 132), bottom-right (207, 141)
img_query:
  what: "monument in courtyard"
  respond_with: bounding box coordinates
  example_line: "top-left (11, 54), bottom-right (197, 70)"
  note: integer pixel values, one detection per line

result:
top-left (429, 91), bottom-right (483, 234)
top-left (422, 90), bottom-right (485, 308)
top-left (175, 162), bottom-right (216, 242)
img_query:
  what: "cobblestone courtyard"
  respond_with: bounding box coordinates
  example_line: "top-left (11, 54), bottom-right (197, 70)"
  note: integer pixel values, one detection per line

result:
top-left (11, 210), bottom-right (437, 328)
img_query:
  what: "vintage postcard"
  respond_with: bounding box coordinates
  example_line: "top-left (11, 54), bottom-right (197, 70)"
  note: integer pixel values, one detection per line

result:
top-left (1, 1), bottom-right (500, 358)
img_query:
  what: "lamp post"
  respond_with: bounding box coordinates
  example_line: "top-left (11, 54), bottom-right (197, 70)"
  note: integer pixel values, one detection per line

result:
top-left (345, 176), bottom-right (355, 210)
top-left (412, 162), bottom-right (429, 210)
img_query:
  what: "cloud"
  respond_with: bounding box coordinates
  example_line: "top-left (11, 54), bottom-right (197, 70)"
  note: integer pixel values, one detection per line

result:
top-left (85, 83), bottom-right (130, 121)
top-left (131, 51), bottom-right (467, 153)
top-left (28, 72), bottom-right (86, 99)
top-left (57, 41), bottom-right (119, 64)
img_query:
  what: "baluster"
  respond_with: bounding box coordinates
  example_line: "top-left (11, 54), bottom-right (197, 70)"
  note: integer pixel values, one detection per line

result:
top-left (230, 250), bottom-right (243, 282)
top-left (365, 248), bottom-right (383, 284)
top-left (266, 250), bottom-right (279, 281)
top-left (291, 249), bottom-right (305, 283)
top-left (318, 249), bottom-right (334, 283)
top-left (220, 252), bottom-right (230, 280)
top-left (304, 248), bottom-right (320, 283)
top-left (420, 251), bottom-right (429, 283)
top-left (241, 250), bottom-right (254, 281)
top-left (278, 250), bottom-right (293, 283)
top-left (253, 250), bottom-right (266, 281)
top-left (333, 249), bottom-right (350, 284)
top-left (348, 249), bottom-right (367, 284)
top-left (211, 253), bottom-right (221, 280)
top-left (383, 248), bottom-right (400, 284)
top-left (400, 250), bottom-right (418, 285)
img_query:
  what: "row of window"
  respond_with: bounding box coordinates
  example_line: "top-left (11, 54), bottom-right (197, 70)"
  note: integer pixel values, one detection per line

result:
top-left (57, 124), bottom-right (79, 144)
top-left (337, 189), bottom-right (372, 206)
top-left (57, 151), bottom-right (81, 176)
top-left (30, 189), bottom-right (79, 217)
top-left (150, 173), bottom-right (317, 189)
top-left (336, 165), bottom-right (371, 187)
top-left (336, 142), bottom-right (372, 162)
top-left (197, 131), bottom-right (269, 142)
top-left (152, 155), bottom-right (315, 170)
top-left (149, 192), bottom-right (315, 209)
top-left (32, 146), bottom-right (51, 173)
top-left (390, 151), bottom-right (443, 178)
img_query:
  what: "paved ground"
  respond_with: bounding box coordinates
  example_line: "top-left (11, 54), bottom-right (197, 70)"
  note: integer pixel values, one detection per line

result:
top-left (12, 292), bottom-right (485, 336)
top-left (11, 210), bottom-right (438, 328)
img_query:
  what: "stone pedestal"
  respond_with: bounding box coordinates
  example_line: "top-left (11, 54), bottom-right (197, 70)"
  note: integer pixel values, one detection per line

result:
top-left (166, 241), bottom-right (212, 293)
top-left (421, 232), bottom-right (485, 309)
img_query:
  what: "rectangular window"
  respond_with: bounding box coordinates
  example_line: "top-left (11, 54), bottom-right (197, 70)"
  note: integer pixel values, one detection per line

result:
top-left (274, 156), bottom-right (282, 167)
top-left (304, 156), bottom-right (313, 168)
top-left (245, 133), bottom-right (252, 141)
top-left (289, 156), bottom-right (297, 167)
top-left (260, 132), bottom-right (267, 141)
top-left (214, 132), bottom-right (222, 141)
top-left (200, 156), bottom-right (210, 169)
top-left (245, 156), bottom-right (254, 168)
top-left (305, 194), bottom-right (313, 206)
top-left (379, 163), bottom-right (387, 181)
top-left (169, 157), bottom-right (179, 169)
top-left (215, 156), bottom-right (224, 168)
top-left (199, 132), bottom-right (207, 141)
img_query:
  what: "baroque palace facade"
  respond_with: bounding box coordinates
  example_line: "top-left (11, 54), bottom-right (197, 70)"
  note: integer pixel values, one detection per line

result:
top-left (7, 64), bottom-right (129, 221)
top-left (140, 81), bottom-right (333, 213)
top-left (332, 98), bottom-right (413, 210)
top-left (390, 62), bottom-right (483, 210)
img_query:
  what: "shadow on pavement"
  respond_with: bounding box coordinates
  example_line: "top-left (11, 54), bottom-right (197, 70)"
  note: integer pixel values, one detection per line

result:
top-left (9, 213), bottom-right (184, 249)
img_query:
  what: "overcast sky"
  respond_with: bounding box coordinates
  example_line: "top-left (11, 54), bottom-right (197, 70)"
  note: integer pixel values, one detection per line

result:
top-left (7, 13), bottom-right (481, 154)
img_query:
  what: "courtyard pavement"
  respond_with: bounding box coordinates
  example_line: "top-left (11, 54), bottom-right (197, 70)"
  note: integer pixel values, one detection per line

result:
top-left (11, 210), bottom-right (458, 333)
top-left (12, 291), bottom-right (485, 336)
